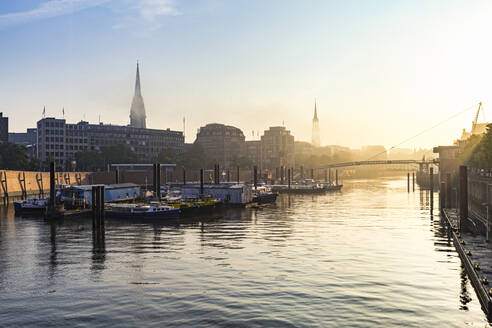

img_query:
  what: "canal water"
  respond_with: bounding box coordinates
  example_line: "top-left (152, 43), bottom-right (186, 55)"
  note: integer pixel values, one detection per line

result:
top-left (0, 177), bottom-right (489, 327)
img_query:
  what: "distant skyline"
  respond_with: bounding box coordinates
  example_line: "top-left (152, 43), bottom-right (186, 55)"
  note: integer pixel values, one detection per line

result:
top-left (1, 0), bottom-right (492, 148)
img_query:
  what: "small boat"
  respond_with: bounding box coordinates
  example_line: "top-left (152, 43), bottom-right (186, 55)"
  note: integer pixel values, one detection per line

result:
top-left (104, 203), bottom-right (180, 219)
top-left (252, 186), bottom-right (278, 204)
top-left (14, 198), bottom-right (48, 213)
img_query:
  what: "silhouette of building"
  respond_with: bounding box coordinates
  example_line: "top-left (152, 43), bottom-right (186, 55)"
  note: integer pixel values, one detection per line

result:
top-left (0, 113), bottom-right (8, 144)
top-left (312, 101), bottom-right (320, 147)
top-left (261, 126), bottom-right (295, 169)
top-left (245, 140), bottom-right (262, 168)
top-left (36, 118), bottom-right (184, 167)
top-left (130, 63), bottom-right (147, 129)
top-left (194, 123), bottom-right (245, 168)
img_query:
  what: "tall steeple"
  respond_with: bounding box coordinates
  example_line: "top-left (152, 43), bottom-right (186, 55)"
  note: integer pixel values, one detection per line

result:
top-left (130, 62), bottom-right (147, 128)
top-left (312, 100), bottom-right (320, 147)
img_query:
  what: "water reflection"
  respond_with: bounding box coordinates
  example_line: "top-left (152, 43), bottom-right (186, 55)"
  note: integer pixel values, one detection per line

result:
top-left (0, 177), bottom-right (490, 327)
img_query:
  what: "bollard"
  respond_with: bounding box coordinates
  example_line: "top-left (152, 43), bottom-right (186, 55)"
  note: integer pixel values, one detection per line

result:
top-left (459, 166), bottom-right (468, 231)
top-left (253, 166), bottom-right (258, 190)
top-left (183, 168), bottom-right (186, 185)
top-left (49, 162), bottom-right (56, 212)
top-left (115, 168), bottom-right (119, 184)
top-left (200, 169), bottom-right (204, 195)
top-left (412, 172), bottom-right (415, 191)
top-left (440, 181), bottom-right (446, 211)
top-left (407, 173), bottom-right (410, 193)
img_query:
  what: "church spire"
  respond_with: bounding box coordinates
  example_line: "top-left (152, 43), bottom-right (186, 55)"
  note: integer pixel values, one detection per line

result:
top-left (130, 62), bottom-right (147, 128)
top-left (314, 100), bottom-right (318, 120)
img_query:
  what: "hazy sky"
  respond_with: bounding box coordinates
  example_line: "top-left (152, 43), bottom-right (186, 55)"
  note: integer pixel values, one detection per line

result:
top-left (1, 0), bottom-right (491, 148)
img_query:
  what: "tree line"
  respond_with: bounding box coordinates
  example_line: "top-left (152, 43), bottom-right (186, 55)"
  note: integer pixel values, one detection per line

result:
top-left (459, 124), bottom-right (492, 168)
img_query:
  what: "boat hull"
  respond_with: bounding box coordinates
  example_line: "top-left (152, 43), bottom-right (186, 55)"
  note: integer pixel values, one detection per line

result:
top-left (105, 209), bottom-right (180, 219)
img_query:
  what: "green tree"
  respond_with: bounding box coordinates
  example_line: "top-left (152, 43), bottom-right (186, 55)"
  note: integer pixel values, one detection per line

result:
top-left (0, 143), bottom-right (29, 170)
top-left (101, 144), bottom-right (138, 166)
top-left (75, 150), bottom-right (104, 171)
top-left (466, 124), bottom-right (492, 168)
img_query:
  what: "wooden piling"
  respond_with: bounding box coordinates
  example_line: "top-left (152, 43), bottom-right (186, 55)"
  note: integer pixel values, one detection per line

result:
top-left (440, 181), bottom-right (446, 211)
top-left (237, 166), bottom-right (240, 184)
top-left (459, 165), bottom-right (468, 231)
top-left (152, 163), bottom-right (157, 196)
top-left (288, 168), bottom-right (291, 190)
top-left (227, 168), bottom-right (230, 182)
top-left (182, 168), bottom-right (186, 185)
top-left (407, 173), bottom-right (410, 192)
top-left (311, 168), bottom-right (314, 180)
top-left (92, 186), bottom-right (97, 228)
top-left (253, 166), bottom-right (258, 190)
top-left (325, 169), bottom-right (328, 182)
top-left (412, 172), bottom-right (415, 191)
top-left (200, 169), bottom-right (204, 195)
top-left (115, 168), bottom-right (119, 184)
top-left (49, 162), bottom-right (56, 212)
top-left (281, 166), bottom-right (284, 185)
top-left (156, 163), bottom-right (161, 201)
top-left (336, 170), bottom-right (339, 186)
top-left (301, 166), bottom-right (304, 180)
top-left (99, 185), bottom-right (105, 223)
top-left (430, 167), bottom-right (434, 213)
top-left (446, 173), bottom-right (452, 207)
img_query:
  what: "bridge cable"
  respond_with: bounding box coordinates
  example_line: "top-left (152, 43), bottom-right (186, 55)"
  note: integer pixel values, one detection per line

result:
top-left (366, 102), bottom-right (482, 161)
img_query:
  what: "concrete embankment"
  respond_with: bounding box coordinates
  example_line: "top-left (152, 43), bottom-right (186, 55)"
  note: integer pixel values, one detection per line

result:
top-left (442, 208), bottom-right (492, 316)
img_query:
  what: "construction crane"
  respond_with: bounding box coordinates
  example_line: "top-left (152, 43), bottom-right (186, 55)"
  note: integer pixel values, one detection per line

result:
top-left (472, 102), bottom-right (486, 134)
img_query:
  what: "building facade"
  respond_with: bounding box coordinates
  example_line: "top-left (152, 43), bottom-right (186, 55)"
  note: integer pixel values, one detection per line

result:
top-left (261, 126), bottom-right (295, 169)
top-left (245, 140), bottom-right (262, 169)
top-left (37, 118), bottom-right (184, 167)
top-left (0, 113), bottom-right (8, 144)
top-left (9, 128), bottom-right (37, 147)
top-left (194, 123), bottom-right (245, 168)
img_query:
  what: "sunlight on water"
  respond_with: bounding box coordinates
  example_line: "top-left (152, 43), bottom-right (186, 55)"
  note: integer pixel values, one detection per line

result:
top-left (0, 177), bottom-right (489, 327)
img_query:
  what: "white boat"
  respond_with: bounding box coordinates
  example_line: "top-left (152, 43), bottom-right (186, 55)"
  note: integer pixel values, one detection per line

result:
top-left (104, 203), bottom-right (180, 219)
top-left (14, 198), bottom-right (48, 213)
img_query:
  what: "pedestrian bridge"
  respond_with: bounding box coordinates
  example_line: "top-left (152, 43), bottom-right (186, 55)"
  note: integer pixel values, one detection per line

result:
top-left (323, 159), bottom-right (438, 169)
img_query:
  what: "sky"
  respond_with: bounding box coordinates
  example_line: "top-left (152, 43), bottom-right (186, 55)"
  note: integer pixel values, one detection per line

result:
top-left (1, 0), bottom-right (492, 149)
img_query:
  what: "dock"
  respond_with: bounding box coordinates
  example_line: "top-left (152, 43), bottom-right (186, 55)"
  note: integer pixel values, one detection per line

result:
top-left (442, 208), bottom-right (492, 315)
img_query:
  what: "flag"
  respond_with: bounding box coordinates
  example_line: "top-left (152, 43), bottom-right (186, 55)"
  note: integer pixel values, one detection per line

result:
top-left (62, 107), bottom-right (65, 117)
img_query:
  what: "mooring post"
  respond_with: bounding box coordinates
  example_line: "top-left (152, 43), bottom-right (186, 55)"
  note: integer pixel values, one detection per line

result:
top-left (301, 166), bottom-right (304, 180)
top-left (49, 161), bottom-right (56, 212)
top-left (329, 169), bottom-right (331, 184)
top-left (407, 173), bottom-right (410, 193)
top-left (336, 170), bottom-right (339, 186)
top-left (459, 166), bottom-right (468, 231)
top-left (217, 164), bottom-right (220, 184)
top-left (152, 163), bottom-right (157, 197)
top-left (288, 168), bottom-right (291, 190)
top-left (99, 185), bottom-right (105, 225)
top-left (281, 166), bottom-right (284, 185)
top-left (156, 163), bottom-right (161, 201)
top-left (440, 181), bottom-right (446, 211)
top-left (200, 168), bottom-right (204, 195)
top-left (115, 168), bottom-right (119, 184)
top-left (412, 172), bottom-right (415, 192)
top-left (182, 168), bottom-right (186, 185)
top-left (237, 166), bottom-right (240, 184)
top-left (430, 167), bottom-right (434, 214)
top-left (446, 173), bottom-right (452, 207)
top-left (92, 186), bottom-right (97, 228)
top-left (227, 169), bottom-right (230, 182)
top-left (311, 168), bottom-right (314, 180)
top-left (253, 166), bottom-right (258, 190)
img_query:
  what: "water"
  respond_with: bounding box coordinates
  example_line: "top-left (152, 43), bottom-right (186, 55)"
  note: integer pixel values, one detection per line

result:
top-left (0, 177), bottom-right (489, 327)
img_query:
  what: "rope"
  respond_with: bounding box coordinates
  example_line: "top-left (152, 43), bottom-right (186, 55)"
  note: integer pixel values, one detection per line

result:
top-left (366, 102), bottom-right (481, 161)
